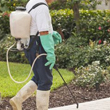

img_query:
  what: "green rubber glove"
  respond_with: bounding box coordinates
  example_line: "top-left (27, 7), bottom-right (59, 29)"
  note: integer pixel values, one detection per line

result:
top-left (40, 33), bottom-right (55, 70)
top-left (52, 31), bottom-right (62, 45)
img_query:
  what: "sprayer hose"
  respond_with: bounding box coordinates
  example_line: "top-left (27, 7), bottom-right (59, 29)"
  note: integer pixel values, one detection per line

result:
top-left (6, 43), bottom-right (47, 84)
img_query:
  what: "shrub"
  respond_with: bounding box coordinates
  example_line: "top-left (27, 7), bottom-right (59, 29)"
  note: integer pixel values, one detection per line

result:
top-left (49, 0), bottom-right (67, 10)
top-left (1, 9), bottom-right (110, 41)
top-left (0, 12), bottom-right (10, 40)
top-left (75, 61), bottom-right (109, 88)
top-left (1, 9), bottom-right (110, 65)
top-left (0, 35), bottom-right (28, 63)
top-left (55, 36), bottom-right (88, 68)
top-left (55, 37), bottom-right (110, 69)
top-left (49, 0), bottom-right (101, 10)
top-left (51, 9), bottom-right (110, 41)
top-left (79, 10), bottom-right (110, 42)
top-left (0, 0), bottom-right (27, 12)
top-left (51, 9), bottom-right (75, 39)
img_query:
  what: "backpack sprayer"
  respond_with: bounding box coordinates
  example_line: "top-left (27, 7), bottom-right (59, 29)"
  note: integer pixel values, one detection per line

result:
top-left (7, 3), bottom-right (79, 108)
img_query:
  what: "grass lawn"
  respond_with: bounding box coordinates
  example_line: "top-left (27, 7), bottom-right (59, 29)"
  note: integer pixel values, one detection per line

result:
top-left (0, 61), bottom-right (74, 97)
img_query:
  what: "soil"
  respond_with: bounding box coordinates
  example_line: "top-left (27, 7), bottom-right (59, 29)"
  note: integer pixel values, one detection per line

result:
top-left (1, 81), bottom-right (110, 110)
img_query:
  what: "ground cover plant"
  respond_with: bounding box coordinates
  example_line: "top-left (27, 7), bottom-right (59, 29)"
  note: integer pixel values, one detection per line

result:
top-left (75, 61), bottom-right (110, 88)
top-left (0, 61), bottom-right (74, 97)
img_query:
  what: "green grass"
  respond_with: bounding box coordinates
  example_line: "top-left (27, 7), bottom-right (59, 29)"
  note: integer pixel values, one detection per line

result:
top-left (0, 61), bottom-right (74, 97)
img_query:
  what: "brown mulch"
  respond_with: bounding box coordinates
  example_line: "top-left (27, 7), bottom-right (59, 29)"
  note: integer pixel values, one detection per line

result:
top-left (0, 81), bottom-right (110, 110)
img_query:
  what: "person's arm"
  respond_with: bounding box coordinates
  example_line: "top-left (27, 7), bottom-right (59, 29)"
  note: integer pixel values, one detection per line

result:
top-left (36, 6), bottom-right (55, 69)
top-left (40, 31), bottom-right (55, 70)
top-left (40, 31), bottom-right (48, 35)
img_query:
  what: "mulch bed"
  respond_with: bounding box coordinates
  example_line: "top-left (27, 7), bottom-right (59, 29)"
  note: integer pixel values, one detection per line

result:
top-left (0, 81), bottom-right (110, 110)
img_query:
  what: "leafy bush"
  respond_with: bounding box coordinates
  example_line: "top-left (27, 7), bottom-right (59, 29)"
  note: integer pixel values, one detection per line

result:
top-left (79, 10), bottom-right (110, 42)
top-left (1, 9), bottom-right (110, 40)
top-left (51, 9), bottom-right (75, 39)
top-left (75, 61), bottom-right (109, 88)
top-left (1, 9), bottom-right (110, 66)
top-left (0, 12), bottom-right (10, 40)
top-left (55, 35), bottom-right (88, 68)
top-left (50, 0), bottom-right (101, 10)
top-left (51, 9), bottom-right (110, 41)
top-left (49, 0), bottom-right (67, 10)
top-left (56, 36), bottom-right (110, 69)
top-left (0, 35), bottom-right (28, 63)
top-left (0, 0), bottom-right (27, 12)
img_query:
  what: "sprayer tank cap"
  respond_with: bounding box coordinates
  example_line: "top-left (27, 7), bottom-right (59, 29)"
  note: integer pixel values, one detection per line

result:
top-left (15, 7), bottom-right (26, 11)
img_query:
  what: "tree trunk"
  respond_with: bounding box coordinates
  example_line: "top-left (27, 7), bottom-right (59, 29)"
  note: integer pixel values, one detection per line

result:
top-left (73, 1), bottom-right (80, 33)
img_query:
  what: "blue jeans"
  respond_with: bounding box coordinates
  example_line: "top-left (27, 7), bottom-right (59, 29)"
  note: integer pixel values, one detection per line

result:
top-left (24, 37), bottom-right (53, 90)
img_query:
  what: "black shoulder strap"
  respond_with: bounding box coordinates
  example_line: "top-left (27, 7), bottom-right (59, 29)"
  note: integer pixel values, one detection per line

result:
top-left (26, 32), bottom-right (39, 51)
top-left (28, 2), bottom-right (48, 13)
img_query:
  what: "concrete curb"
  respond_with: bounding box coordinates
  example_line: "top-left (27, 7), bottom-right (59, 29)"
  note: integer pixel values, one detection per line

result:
top-left (49, 98), bottom-right (110, 110)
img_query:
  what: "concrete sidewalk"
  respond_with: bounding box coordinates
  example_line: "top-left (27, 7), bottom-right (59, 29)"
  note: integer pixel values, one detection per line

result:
top-left (49, 98), bottom-right (110, 110)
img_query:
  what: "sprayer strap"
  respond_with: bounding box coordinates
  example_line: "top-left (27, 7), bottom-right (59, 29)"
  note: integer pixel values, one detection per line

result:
top-left (26, 32), bottom-right (39, 51)
top-left (28, 2), bottom-right (48, 13)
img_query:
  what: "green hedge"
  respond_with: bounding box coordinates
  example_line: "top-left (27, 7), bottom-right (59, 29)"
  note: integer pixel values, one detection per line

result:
top-left (0, 0), bottom-right (27, 12)
top-left (51, 9), bottom-right (110, 41)
top-left (79, 10), bottom-right (110, 42)
top-left (1, 9), bottom-right (110, 40)
top-left (51, 9), bottom-right (75, 39)
top-left (0, 12), bottom-right (10, 40)
top-left (55, 37), bottom-right (110, 68)
top-left (1, 9), bottom-right (110, 68)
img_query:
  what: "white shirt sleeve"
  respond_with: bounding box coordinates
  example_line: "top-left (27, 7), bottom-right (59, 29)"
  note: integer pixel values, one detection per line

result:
top-left (35, 6), bottom-right (51, 32)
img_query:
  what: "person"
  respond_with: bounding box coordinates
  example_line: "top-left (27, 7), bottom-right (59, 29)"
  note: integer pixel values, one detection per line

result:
top-left (9, 0), bottom-right (62, 110)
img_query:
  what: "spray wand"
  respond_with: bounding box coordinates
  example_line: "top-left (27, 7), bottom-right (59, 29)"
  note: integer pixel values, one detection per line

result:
top-left (54, 65), bottom-right (79, 108)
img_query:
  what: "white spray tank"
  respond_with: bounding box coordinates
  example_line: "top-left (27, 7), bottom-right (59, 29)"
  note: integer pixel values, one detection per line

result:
top-left (10, 7), bottom-right (31, 50)
top-left (10, 7), bottom-right (31, 39)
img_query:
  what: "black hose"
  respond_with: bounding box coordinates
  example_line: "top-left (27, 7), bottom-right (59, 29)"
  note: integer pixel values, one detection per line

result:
top-left (54, 64), bottom-right (79, 108)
